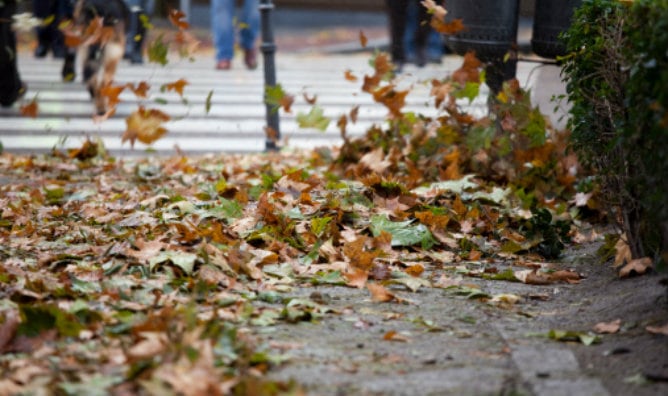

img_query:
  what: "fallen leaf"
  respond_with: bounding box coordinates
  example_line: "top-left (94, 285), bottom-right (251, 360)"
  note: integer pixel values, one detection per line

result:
top-left (367, 283), bottom-right (395, 303)
top-left (593, 319), bottom-right (621, 334)
top-left (646, 323), bottom-right (668, 336)
top-left (619, 257), bottom-right (652, 278)
top-left (614, 235), bottom-right (633, 267)
top-left (383, 330), bottom-right (410, 342)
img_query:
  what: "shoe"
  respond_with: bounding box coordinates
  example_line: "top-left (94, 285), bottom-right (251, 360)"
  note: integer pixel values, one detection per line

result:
top-left (244, 49), bottom-right (257, 70)
top-left (216, 59), bottom-right (231, 70)
top-left (34, 44), bottom-right (48, 58)
top-left (0, 81), bottom-right (27, 108)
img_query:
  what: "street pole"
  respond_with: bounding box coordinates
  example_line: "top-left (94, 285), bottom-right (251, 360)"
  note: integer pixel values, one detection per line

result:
top-left (259, 0), bottom-right (280, 151)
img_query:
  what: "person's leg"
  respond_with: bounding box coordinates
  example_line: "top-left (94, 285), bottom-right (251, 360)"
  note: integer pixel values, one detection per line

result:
top-left (32, 0), bottom-right (55, 57)
top-left (1, 0), bottom-right (27, 107)
top-left (211, 0), bottom-right (235, 68)
top-left (124, 0), bottom-right (147, 64)
top-left (413, 0), bottom-right (431, 67)
top-left (385, 0), bottom-right (409, 69)
top-left (239, 0), bottom-right (259, 69)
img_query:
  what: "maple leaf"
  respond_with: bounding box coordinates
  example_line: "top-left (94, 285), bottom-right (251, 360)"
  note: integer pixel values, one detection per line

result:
top-left (343, 267), bottom-right (368, 289)
top-left (296, 106), bottom-right (330, 131)
top-left (162, 79), bottom-right (189, 96)
top-left (122, 106), bottom-right (171, 147)
top-left (367, 283), bottom-right (396, 303)
top-left (372, 85), bottom-right (409, 118)
top-left (126, 81), bottom-right (150, 98)
top-left (100, 83), bottom-right (125, 110)
top-left (452, 52), bottom-right (482, 87)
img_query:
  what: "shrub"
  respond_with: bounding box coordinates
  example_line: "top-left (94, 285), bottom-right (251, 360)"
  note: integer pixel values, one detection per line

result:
top-left (562, 0), bottom-right (668, 266)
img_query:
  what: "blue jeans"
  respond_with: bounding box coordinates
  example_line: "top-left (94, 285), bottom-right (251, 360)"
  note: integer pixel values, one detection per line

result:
top-left (211, 0), bottom-right (260, 62)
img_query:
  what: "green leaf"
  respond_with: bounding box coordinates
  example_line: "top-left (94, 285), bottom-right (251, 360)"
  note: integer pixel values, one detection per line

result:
top-left (205, 90), bottom-right (214, 114)
top-left (412, 175), bottom-right (478, 196)
top-left (147, 34), bottom-right (169, 66)
top-left (265, 84), bottom-right (289, 111)
top-left (311, 216), bottom-right (332, 238)
top-left (18, 304), bottom-right (84, 337)
top-left (208, 198), bottom-right (243, 221)
top-left (149, 251), bottom-right (198, 275)
top-left (548, 329), bottom-right (601, 345)
top-left (296, 106), bottom-right (331, 131)
top-left (59, 374), bottom-right (123, 396)
top-left (453, 81), bottom-right (481, 103)
top-left (370, 215), bottom-right (436, 248)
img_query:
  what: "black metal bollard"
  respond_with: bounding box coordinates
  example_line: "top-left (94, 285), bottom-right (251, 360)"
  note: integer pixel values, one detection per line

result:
top-left (259, 0), bottom-right (280, 151)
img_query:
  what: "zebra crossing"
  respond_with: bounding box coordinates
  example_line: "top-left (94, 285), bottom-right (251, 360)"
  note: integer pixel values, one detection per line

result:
top-left (1, 52), bottom-right (560, 157)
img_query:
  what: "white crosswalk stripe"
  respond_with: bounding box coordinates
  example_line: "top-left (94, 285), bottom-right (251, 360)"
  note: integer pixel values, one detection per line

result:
top-left (1, 52), bottom-right (534, 156)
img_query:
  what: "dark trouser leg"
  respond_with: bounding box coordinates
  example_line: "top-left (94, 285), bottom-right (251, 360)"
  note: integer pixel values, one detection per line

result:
top-left (413, 0), bottom-right (431, 67)
top-left (385, 0), bottom-right (409, 67)
top-left (1, 0), bottom-right (26, 107)
top-left (124, 0), bottom-right (147, 64)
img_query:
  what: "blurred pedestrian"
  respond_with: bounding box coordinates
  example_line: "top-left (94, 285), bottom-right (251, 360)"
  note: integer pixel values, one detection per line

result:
top-left (211, 0), bottom-right (259, 70)
top-left (385, 0), bottom-right (431, 71)
top-left (32, 0), bottom-right (71, 58)
top-left (1, 0), bottom-right (27, 107)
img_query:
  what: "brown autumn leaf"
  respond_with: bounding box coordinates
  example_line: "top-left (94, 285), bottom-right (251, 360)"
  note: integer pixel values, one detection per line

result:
top-left (303, 92), bottom-right (317, 105)
top-left (359, 30), bottom-right (368, 48)
top-left (593, 319), bottom-right (621, 334)
top-left (126, 81), bottom-right (150, 98)
top-left (360, 147), bottom-right (392, 174)
top-left (405, 264), bottom-right (424, 277)
top-left (619, 257), bottom-right (653, 278)
top-left (337, 114), bottom-right (348, 138)
top-left (68, 138), bottom-right (98, 161)
top-left (614, 236), bottom-right (633, 267)
top-left (430, 79), bottom-right (454, 108)
top-left (344, 69), bottom-right (358, 82)
top-left (168, 8), bottom-right (190, 30)
top-left (373, 85), bottom-right (409, 118)
top-left (368, 283), bottom-right (395, 303)
top-left (162, 79), bottom-right (189, 96)
top-left (343, 236), bottom-right (379, 270)
top-left (0, 310), bottom-right (19, 353)
top-left (20, 98), bottom-right (38, 118)
top-left (122, 106), bottom-right (171, 147)
top-left (451, 52), bottom-right (482, 86)
top-left (343, 267), bottom-right (368, 289)
top-left (431, 17), bottom-right (465, 35)
top-left (100, 83), bottom-right (125, 109)
top-left (383, 330), bottom-right (410, 342)
top-left (349, 105), bottom-right (359, 123)
top-left (646, 323), bottom-right (668, 336)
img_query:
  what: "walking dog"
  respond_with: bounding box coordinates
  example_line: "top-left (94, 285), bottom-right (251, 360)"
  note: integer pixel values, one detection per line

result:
top-left (62, 0), bottom-right (129, 115)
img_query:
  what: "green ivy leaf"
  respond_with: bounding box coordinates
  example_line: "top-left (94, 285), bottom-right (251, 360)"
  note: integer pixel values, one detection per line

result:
top-left (370, 215), bottom-right (436, 248)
